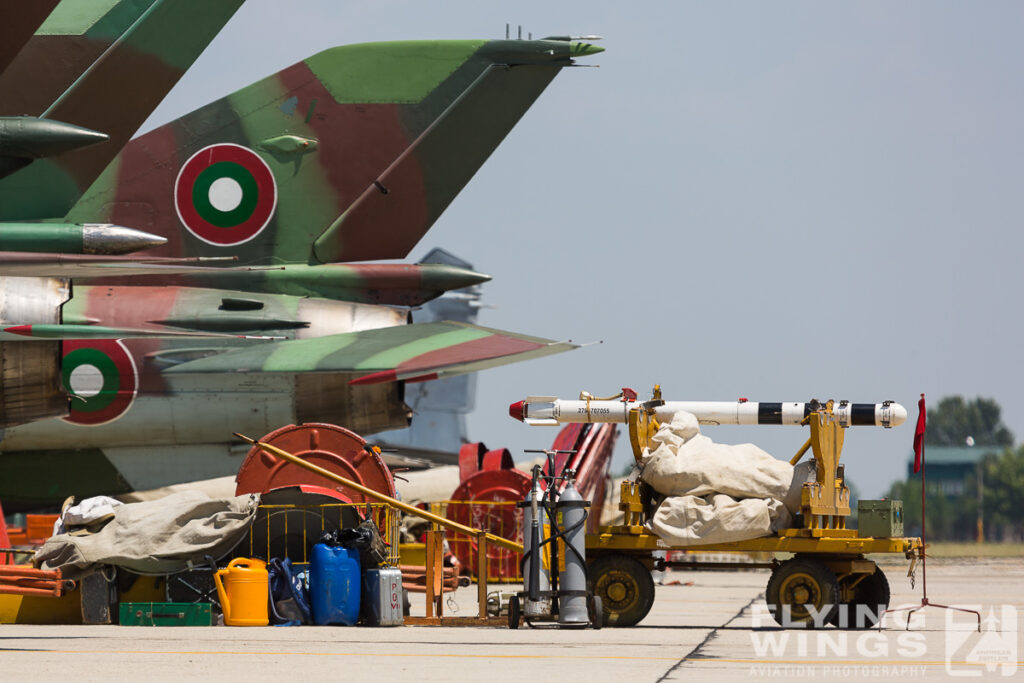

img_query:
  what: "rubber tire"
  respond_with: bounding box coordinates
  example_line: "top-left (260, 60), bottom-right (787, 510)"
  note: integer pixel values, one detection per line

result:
top-left (765, 558), bottom-right (840, 628)
top-left (587, 554), bottom-right (656, 627)
top-left (507, 594), bottom-right (521, 629)
top-left (589, 595), bottom-right (603, 630)
top-left (832, 568), bottom-right (890, 629)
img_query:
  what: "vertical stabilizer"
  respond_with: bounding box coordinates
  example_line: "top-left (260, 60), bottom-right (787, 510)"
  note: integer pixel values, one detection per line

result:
top-left (60, 38), bottom-right (599, 265)
top-left (0, 0), bottom-right (245, 220)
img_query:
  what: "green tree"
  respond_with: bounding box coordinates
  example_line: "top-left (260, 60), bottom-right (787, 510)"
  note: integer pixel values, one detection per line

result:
top-left (979, 446), bottom-right (1024, 541)
top-left (887, 445), bottom-right (1024, 541)
top-left (925, 396), bottom-right (1013, 447)
top-left (886, 477), bottom-right (974, 540)
top-left (883, 395), bottom-right (1018, 541)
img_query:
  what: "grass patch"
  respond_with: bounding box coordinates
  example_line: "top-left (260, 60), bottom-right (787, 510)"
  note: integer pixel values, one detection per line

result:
top-left (923, 542), bottom-right (1024, 558)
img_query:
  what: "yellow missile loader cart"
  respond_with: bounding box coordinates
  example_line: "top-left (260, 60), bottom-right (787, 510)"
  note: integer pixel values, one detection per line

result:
top-left (584, 387), bottom-right (922, 628)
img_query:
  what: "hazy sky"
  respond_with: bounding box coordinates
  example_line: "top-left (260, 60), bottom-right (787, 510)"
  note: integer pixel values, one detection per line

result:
top-left (143, 1), bottom-right (1024, 497)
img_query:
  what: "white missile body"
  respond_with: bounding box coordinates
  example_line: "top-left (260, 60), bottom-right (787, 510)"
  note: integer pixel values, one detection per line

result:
top-left (509, 397), bottom-right (907, 429)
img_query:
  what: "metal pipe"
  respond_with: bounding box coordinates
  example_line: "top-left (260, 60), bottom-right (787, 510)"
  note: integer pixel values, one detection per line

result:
top-left (0, 566), bottom-right (60, 578)
top-left (790, 437), bottom-right (813, 465)
top-left (0, 585), bottom-right (62, 597)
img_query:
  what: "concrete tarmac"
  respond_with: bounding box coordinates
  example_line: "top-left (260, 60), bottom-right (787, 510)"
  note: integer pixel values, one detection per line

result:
top-left (1, 557), bottom-right (1021, 682)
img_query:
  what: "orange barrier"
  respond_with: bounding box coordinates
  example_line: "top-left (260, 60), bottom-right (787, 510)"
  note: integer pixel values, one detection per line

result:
top-left (0, 565), bottom-right (69, 598)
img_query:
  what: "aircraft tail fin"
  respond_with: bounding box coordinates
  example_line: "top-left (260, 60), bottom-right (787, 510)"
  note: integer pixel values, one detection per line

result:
top-left (0, 0), bottom-right (245, 221)
top-left (370, 249), bottom-right (484, 461)
top-left (63, 38), bottom-right (600, 265)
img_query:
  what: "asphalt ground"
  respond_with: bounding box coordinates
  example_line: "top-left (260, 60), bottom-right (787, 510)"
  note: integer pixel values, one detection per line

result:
top-left (1, 557), bottom-right (1021, 682)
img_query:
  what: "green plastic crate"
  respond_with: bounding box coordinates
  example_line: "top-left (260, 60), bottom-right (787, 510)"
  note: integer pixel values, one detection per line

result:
top-left (119, 602), bottom-right (213, 626)
top-left (858, 499), bottom-right (903, 538)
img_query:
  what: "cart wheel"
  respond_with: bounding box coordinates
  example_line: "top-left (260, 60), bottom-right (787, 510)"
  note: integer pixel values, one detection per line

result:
top-left (588, 554), bottom-right (655, 627)
top-left (831, 568), bottom-right (890, 629)
top-left (765, 558), bottom-right (839, 628)
top-left (507, 594), bottom-right (521, 630)
top-left (588, 595), bottom-right (603, 630)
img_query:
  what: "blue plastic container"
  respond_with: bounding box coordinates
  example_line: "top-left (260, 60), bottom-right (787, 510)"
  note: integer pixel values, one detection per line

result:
top-left (309, 543), bottom-right (361, 625)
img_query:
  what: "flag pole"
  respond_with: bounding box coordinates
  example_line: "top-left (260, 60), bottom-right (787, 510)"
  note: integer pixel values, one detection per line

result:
top-left (880, 393), bottom-right (979, 631)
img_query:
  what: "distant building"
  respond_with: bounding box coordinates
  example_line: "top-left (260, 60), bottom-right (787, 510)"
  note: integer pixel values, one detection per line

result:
top-left (906, 446), bottom-right (996, 495)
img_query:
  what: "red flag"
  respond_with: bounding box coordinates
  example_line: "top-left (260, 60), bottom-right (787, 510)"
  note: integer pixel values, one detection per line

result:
top-left (913, 393), bottom-right (926, 474)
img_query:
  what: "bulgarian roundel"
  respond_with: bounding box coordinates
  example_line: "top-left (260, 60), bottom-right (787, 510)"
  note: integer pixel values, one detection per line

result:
top-left (61, 340), bottom-right (138, 426)
top-left (174, 143), bottom-right (277, 246)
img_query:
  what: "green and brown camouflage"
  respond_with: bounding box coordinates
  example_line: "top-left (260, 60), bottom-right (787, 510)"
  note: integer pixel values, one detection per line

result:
top-left (0, 0), bottom-right (61, 77)
top-left (159, 320), bottom-right (574, 381)
top-left (9, 279), bottom-right (572, 395)
top-left (0, 281), bottom-right (576, 505)
top-left (50, 38), bottom-right (603, 268)
top-left (85, 261), bottom-right (492, 306)
top-left (0, 0), bottom-right (158, 110)
top-left (0, 0), bottom-right (244, 218)
top-left (0, 35), bottom-right (600, 504)
top-left (0, 252), bottom-right (237, 278)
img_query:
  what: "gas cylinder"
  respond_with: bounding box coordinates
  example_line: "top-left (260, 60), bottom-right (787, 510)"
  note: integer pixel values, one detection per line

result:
top-left (556, 478), bottom-right (589, 626)
top-left (214, 557), bottom-right (270, 626)
top-left (519, 468), bottom-right (549, 618)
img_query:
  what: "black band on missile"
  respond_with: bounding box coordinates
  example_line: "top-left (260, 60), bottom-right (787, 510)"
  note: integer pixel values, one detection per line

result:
top-left (851, 404), bottom-right (876, 426)
top-left (758, 403), bottom-right (783, 425)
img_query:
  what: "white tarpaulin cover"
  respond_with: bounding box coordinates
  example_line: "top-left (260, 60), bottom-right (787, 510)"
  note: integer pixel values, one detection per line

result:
top-left (648, 494), bottom-right (788, 546)
top-left (640, 411), bottom-right (808, 546)
top-left (34, 491), bottom-right (259, 579)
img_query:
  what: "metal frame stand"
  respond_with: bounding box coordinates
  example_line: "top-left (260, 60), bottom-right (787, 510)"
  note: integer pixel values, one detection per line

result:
top-left (510, 454), bottom-right (600, 630)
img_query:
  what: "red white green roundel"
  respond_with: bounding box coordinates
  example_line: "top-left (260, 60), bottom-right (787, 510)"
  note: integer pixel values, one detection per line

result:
top-left (174, 143), bottom-right (277, 246)
top-left (61, 340), bottom-right (138, 426)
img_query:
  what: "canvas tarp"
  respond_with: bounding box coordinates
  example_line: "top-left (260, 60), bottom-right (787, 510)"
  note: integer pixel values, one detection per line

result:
top-left (648, 493), bottom-right (789, 546)
top-left (34, 491), bottom-right (259, 580)
top-left (639, 411), bottom-right (811, 546)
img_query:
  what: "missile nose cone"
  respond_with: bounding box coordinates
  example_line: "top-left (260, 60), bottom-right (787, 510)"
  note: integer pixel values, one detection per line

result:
top-left (420, 264), bottom-right (492, 292)
top-left (509, 400), bottom-right (525, 422)
top-left (0, 117), bottom-right (108, 159)
top-left (570, 41), bottom-right (604, 57)
top-left (67, 126), bottom-right (109, 145)
top-left (82, 224), bottom-right (168, 255)
top-left (892, 403), bottom-right (908, 427)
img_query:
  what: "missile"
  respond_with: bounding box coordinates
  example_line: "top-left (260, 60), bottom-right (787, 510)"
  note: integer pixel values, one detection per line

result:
top-left (509, 396), bottom-right (907, 429)
top-left (0, 223), bottom-right (167, 255)
top-left (0, 117), bottom-right (108, 160)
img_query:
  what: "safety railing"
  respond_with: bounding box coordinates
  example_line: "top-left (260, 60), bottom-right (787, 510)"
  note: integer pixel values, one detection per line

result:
top-left (242, 502), bottom-right (400, 566)
top-left (428, 500), bottom-right (524, 583)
